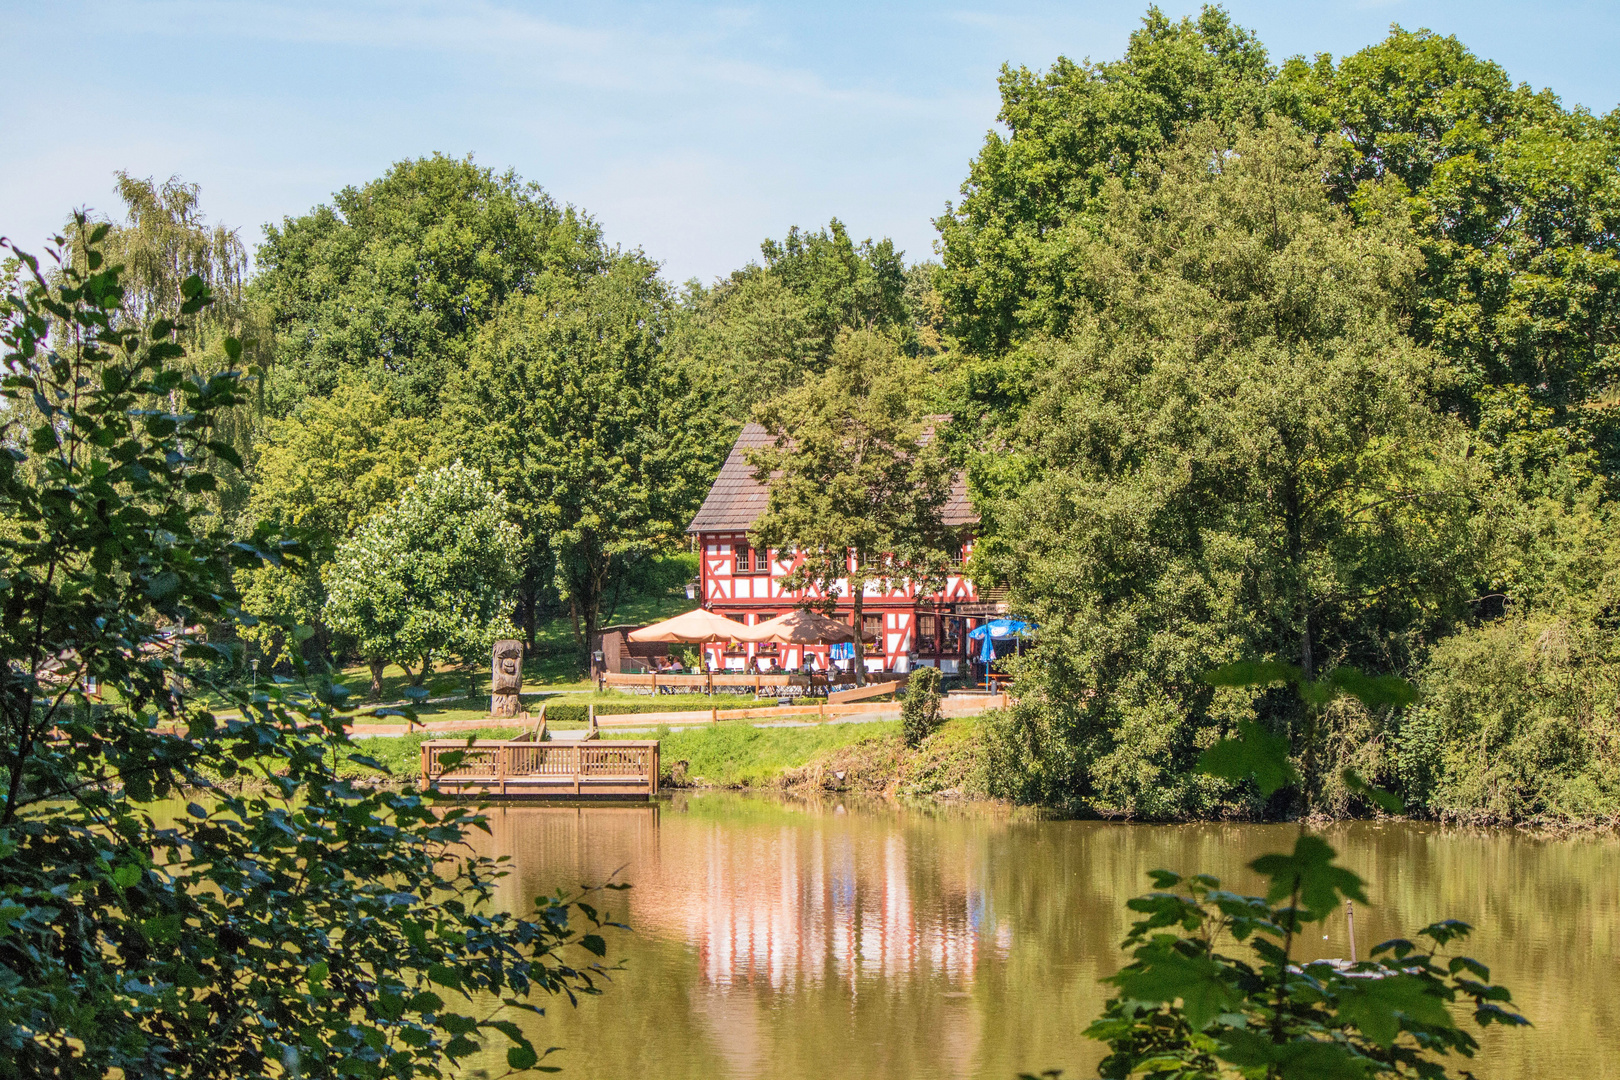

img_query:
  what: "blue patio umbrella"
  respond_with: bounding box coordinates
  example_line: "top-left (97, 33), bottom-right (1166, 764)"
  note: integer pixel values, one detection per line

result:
top-left (967, 619), bottom-right (1032, 663)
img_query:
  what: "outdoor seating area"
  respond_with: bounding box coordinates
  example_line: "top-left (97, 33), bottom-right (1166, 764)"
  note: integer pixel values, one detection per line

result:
top-left (601, 606), bottom-right (903, 688)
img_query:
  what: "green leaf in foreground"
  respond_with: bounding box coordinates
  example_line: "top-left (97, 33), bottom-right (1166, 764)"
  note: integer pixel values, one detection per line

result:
top-left (1250, 835), bottom-right (1368, 919)
top-left (1335, 974), bottom-right (1455, 1047)
top-left (1199, 720), bottom-right (1298, 796)
top-left (1113, 943), bottom-right (1243, 1030)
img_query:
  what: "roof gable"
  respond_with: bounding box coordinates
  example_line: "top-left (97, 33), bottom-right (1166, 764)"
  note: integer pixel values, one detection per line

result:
top-left (685, 422), bottom-right (977, 534)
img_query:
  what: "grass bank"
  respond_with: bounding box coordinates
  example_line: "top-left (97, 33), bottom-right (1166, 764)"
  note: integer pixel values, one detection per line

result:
top-left (336, 713), bottom-right (997, 800)
top-left (608, 714), bottom-right (994, 796)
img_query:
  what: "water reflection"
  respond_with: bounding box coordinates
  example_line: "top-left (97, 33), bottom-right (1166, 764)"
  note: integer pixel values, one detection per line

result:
top-left (466, 795), bottom-right (1620, 1080)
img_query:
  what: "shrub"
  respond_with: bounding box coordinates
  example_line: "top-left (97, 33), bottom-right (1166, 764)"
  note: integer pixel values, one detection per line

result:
top-left (901, 666), bottom-right (944, 747)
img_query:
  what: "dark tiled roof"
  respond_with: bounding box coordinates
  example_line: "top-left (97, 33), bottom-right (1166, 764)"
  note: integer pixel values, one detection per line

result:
top-left (687, 423), bottom-right (775, 533)
top-left (942, 475), bottom-right (974, 525)
top-left (686, 422), bottom-right (977, 533)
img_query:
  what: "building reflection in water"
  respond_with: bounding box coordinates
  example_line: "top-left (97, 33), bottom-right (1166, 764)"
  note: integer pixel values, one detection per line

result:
top-left (685, 827), bottom-right (1011, 992)
top-left (485, 801), bottom-right (1013, 994)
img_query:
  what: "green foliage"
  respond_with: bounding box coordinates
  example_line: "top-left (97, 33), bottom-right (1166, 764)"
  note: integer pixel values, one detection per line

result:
top-left (940, 10), bottom-right (1620, 824)
top-left (1279, 28), bottom-right (1620, 471)
top-left (748, 330), bottom-right (957, 681)
top-left (672, 217), bottom-right (926, 420)
top-left (48, 174), bottom-right (263, 520)
top-left (901, 665), bottom-right (944, 748)
top-left (0, 226), bottom-right (618, 1078)
top-left (240, 380), bottom-right (436, 663)
top-left (977, 120), bottom-right (1480, 816)
top-left (1401, 616), bottom-right (1620, 823)
top-left (324, 461), bottom-right (522, 693)
top-left (445, 254), bottom-right (726, 661)
top-left (255, 154), bottom-right (607, 418)
top-left (938, 4), bottom-right (1275, 354)
top-left (759, 219), bottom-right (910, 356)
top-left (1079, 671), bottom-right (1528, 1080)
top-left (1198, 720), bottom-right (1299, 798)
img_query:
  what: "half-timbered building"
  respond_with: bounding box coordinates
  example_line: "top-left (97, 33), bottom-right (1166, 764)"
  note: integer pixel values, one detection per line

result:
top-left (686, 423), bottom-right (999, 674)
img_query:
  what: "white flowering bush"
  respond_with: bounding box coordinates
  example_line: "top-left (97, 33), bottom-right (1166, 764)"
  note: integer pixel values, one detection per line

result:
top-left (325, 461), bottom-right (522, 694)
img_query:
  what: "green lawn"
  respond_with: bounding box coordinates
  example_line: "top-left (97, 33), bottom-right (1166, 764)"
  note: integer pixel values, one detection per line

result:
top-left (606, 720), bottom-right (902, 787)
top-left (191, 586), bottom-right (702, 711)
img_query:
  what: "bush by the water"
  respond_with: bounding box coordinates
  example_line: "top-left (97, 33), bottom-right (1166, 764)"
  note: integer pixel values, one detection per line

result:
top-left (901, 666), bottom-right (943, 748)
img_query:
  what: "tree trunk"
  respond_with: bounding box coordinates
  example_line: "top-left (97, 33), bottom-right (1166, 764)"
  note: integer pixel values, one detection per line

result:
top-left (412, 652), bottom-right (431, 687)
top-left (850, 555), bottom-right (866, 687)
top-left (517, 576), bottom-right (536, 657)
top-left (368, 658), bottom-right (387, 699)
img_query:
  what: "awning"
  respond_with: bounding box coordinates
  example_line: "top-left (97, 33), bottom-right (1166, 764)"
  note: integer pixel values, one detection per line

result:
top-left (627, 608), bottom-right (751, 643)
top-left (746, 609), bottom-right (864, 645)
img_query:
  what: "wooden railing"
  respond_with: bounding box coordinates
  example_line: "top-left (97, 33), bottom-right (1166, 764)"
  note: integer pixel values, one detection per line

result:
top-left (598, 671), bottom-right (822, 695)
top-left (582, 690), bottom-right (1009, 728)
top-left (421, 739), bottom-right (659, 798)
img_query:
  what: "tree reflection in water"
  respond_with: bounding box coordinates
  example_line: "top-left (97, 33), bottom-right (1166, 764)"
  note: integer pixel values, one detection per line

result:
top-left (459, 795), bottom-right (1619, 1080)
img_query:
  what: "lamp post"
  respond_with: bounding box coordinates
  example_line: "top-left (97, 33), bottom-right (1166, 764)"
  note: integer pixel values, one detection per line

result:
top-left (251, 658), bottom-right (259, 694)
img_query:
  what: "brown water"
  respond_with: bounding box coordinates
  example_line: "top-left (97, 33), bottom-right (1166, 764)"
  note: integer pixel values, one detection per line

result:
top-left (466, 793), bottom-right (1619, 1080)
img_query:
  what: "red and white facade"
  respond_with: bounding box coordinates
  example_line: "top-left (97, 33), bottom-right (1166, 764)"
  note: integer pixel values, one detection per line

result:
top-left (687, 425), bottom-right (998, 674)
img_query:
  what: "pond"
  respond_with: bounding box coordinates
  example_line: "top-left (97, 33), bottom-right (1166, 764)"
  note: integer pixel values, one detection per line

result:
top-left (465, 793), bottom-right (1619, 1079)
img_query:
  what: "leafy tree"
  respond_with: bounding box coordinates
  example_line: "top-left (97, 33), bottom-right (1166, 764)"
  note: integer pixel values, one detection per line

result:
top-left (1079, 666), bottom-right (1529, 1079)
top-left (759, 219), bottom-right (909, 355)
top-left (748, 330), bottom-right (956, 686)
top-left (976, 121), bottom-right (1484, 814)
top-left (1279, 28), bottom-right (1620, 474)
top-left (254, 154), bottom-right (607, 418)
top-left (0, 225), bottom-right (616, 1077)
top-left (673, 218), bottom-right (919, 420)
top-left (671, 270), bottom-right (820, 420)
top-left (445, 255), bottom-right (723, 661)
top-left (72, 173), bottom-right (252, 350)
top-left (325, 461), bottom-right (521, 696)
top-left (942, 7), bottom-right (1620, 478)
top-left (937, 5), bottom-right (1274, 355)
top-left (1395, 406), bottom-right (1620, 822)
top-left (239, 380), bottom-right (435, 664)
top-left (43, 174), bottom-right (263, 517)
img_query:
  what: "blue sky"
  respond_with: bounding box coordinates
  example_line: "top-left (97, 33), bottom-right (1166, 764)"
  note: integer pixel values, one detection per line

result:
top-left (4, 1), bottom-right (1617, 284)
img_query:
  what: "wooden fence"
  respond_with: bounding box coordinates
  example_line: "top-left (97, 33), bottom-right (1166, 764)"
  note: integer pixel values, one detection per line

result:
top-left (581, 691), bottom-right (1009, 729)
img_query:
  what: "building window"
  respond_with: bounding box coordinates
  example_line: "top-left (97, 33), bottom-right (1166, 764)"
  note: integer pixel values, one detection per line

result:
top-left (755, 547), bottom-right (770, 573)
top-left (918, 614), bottom-right (936, 651)
top-left (862, 613), bottom-right (883, 642)
top-left (735, 544), bottom-right (750, 573)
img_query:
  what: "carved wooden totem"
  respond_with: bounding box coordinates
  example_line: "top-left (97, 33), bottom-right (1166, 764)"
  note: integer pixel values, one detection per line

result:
top-left (490, 639), bottom-right (523, 717)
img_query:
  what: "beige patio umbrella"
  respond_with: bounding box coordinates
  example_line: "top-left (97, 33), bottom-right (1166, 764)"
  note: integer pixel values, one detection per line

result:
top-left (627, 607), bottom-right (751, 643)
top-left (745, 609), bottom-right (866, 644)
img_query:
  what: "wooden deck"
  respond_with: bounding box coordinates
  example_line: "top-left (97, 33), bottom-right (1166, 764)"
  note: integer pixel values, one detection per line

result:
top-left (421, 739), bottom-right (659, 799)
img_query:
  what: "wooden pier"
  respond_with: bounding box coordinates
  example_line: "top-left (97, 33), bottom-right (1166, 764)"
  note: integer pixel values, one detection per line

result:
top-left (421, 739), bottom-right (660, 800)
